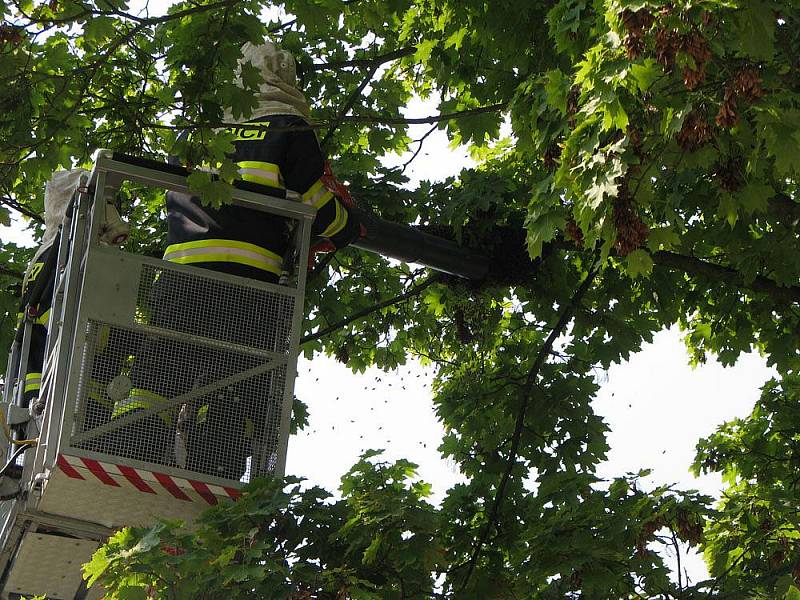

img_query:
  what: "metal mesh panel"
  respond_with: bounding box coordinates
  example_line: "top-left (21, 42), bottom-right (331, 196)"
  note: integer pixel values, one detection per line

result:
top-left (135, 264), bottom-right (294, 354)
top-left (67, 260), bottom-right (296, 482)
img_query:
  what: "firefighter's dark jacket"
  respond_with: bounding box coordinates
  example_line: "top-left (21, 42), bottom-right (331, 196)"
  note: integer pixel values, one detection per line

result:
top-left (164, 115), bottom-right (359, 281)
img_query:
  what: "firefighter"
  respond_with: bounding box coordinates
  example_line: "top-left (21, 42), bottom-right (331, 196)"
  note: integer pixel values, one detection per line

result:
top-left (17, 169), bottom-right (129, 419)
top-left (16, 170), bottom-right (85, 410)
top-left (110, 40), bottom-right (361, 478)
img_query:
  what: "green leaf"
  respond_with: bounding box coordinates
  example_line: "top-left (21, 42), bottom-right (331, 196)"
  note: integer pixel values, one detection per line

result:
top-left (544, 69), bottom-right (570, 113)
top-left (363, 534), bottom-right (383, 565)
top-left (785, 585), bottom-right (800, 600)
top-left (624, 249), bottom-right (653, 278)
top-left (525, 209), bottom-right (565, 259)
top-left (736, 183), bottom-right (772, 215)
top-left (718, 192), bottom-right (739, 227)
top-left (83, 16), bottom-right (117, 43)
top-left (735, 1), bottom-right (775, 60)
top-left (646, 226), bottom-right (680, 252)
top-left (414, 39), bottom-right (437, 62)
top-left (630, 59), bottom-right (660, 92)
top-left (117, 587), bottom-right (149, 600)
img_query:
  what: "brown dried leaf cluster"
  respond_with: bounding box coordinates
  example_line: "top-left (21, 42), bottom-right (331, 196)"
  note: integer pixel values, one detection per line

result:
top-left (733, 67), bottom-right (764, 102)
top-left (622, 9), bottom-right (655, 60)
top-left (543, 142), bottom-right (562, 172)
top-left (0, 25), bottom-right (23, 47)
top-left (677, 110), bottom-right (713, 151)
top-left (612, 193), bottom-right (649, 256)
top-left (675, 509), bottom-right (703, 546)
top-left (681, 32), bottom-right (712, 90)
top-left (655, 28), bottom-right (680, 69)
top-left (565, 218), bottom-right (584, 248)
top-left (566, 85), bottom-right (581, 127)
top-left (715, 157), bottom-right (743, 192)
top-left (716, 88), bottom-right (739, 128)
top-left (715, 67), bottom-right (764, 128)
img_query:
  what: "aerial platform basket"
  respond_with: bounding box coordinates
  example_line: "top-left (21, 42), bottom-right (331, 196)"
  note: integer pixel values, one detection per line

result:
top-left (0, 152), bottom-right (314, 599)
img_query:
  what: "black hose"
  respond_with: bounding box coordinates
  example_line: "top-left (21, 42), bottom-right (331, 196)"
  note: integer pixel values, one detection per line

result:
top-left (0, 444), bottom-right (32, 477)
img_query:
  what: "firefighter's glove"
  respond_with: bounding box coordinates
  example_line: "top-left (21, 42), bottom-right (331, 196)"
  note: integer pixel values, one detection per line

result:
top-left (308, 238), bottom-right (336, 269)
top-left (99, 200), bottom-right (130, 246)
top-left (320, 160), bottom-right (355, 208)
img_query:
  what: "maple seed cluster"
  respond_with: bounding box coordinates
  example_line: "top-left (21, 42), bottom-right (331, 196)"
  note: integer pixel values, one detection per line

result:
top-left (565, 218), bottom-right (585, 248)
top-left (0, 25), bottom-right (23, 47)
top-left (677, 110), bottom-right (713, 151)
top-left (566, 85), bottom-right (581, 128)
top-left (612, 194), bottom-right (649, 256)
top-left (675, 509), bottom-right (703, 546)
top-left (542, 142), bottom-right (562, 172)
top-left (627, 3), bottom-right (715, 92)
top-left (681, 32), bottom-right (712, 91)
top-left (715, 157), bottom-right (743, 193)
top-left (621, 9), bottom-right (654, 60)
top-left (716, 67), bottom-right (764, 128)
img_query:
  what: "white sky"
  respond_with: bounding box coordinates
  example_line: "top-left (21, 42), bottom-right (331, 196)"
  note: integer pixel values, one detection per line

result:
top-left (0, 76), bottom-right (774, 591)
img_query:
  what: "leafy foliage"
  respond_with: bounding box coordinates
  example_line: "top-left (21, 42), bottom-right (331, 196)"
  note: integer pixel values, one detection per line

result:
top-left (1, 0), bottom-right (799, 597)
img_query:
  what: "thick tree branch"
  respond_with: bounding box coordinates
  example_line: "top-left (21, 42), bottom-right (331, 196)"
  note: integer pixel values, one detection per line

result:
top-left (652, 250), bottom-right (800, 304)
top-left (458, 260), bottom-right (601, 591)
top-left (300, 273), bottom-right (443, 346)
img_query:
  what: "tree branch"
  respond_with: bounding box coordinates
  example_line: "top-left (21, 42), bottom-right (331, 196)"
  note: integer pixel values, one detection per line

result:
top-left (310, 46), bottom-right (416, 71)
top-left (768, 193), bottom-right (800, 225)
top-left (457, 259), bottom-right (601, 591)
top-left (0, 266), bottom-right (24, 280)
top-left (300, 273), bottom-right (443, 346)
top-left (0, 195), bottom-right (43, 223)
top-left (336, 103), bottom-right (508, 126)
top-left (320, 61), bottom-right (382, 149)
top-left (652, 250), bottom-right (800, 305)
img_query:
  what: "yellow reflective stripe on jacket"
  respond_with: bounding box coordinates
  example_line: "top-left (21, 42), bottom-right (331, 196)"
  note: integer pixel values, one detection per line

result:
top-left (301, 179), bottom-right (334, 209)
top-left (163, 238), bottom-right (283, 275)
top-left (22, 261), bottom-right (45, 296)
top-left (237, 160), bottom-right (283, 188)
top-left (320, 199), bottom-right (349, 238)
top-left (24, 372), bottom-right (42, 394)
top-left (112, 388), bottom-right (172, 424)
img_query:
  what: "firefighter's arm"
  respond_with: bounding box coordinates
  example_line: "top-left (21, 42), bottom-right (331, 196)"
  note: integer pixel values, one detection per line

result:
top-left (280, 128), bottom-right (361, 250)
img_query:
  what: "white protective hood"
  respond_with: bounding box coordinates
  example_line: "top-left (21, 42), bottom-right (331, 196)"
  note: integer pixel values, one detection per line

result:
top-left (224, 41), bottom-right (311, 124)
top-left (26, 168), bottom-right (86, 276)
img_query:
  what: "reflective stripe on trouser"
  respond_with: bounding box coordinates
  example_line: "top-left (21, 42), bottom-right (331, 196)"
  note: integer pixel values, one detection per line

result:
top-left (236, 160), bottom-right (283, 188)
top-left (112, 388), bottom-right (172, 425)
top-left (16, 309), bottom-right (50, 327)
top-left (24, 372), bottom-right (42, 395)
top-left (163, 238), bottom-right (283, 276)
top-left (86, 379), bottom-right (114, 408)
top-left (301, 179), bottom-right (334, 209)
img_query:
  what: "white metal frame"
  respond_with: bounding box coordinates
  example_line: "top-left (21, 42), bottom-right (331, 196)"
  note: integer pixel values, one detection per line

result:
top-left (0, 151), bottom-right (315, 598)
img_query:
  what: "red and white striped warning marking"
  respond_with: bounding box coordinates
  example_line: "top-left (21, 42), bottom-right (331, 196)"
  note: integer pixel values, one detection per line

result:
top-left (56, 454), bottom-right (241, 505)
